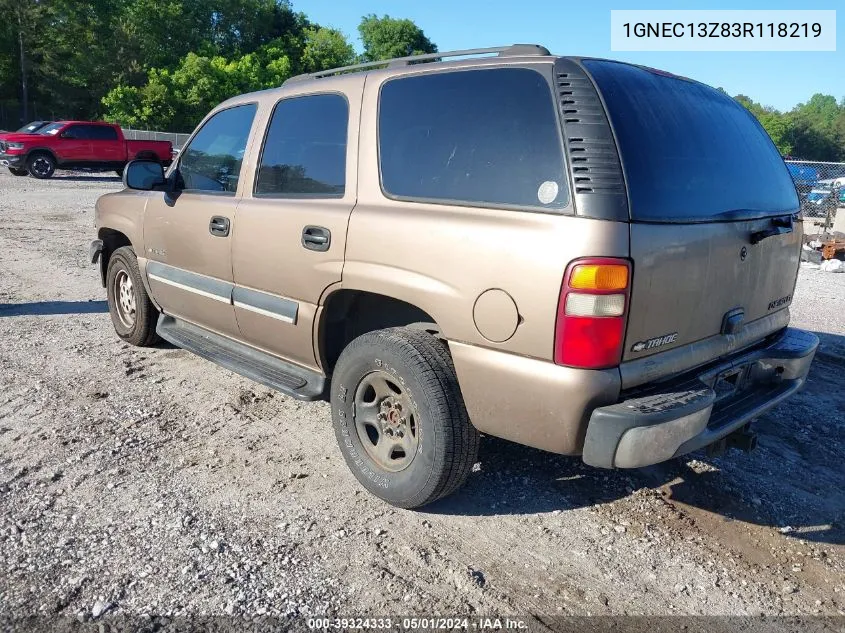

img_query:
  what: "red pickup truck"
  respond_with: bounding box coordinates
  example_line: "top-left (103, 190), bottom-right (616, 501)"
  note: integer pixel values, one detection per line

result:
top-left (0, 121), bottom-right (172, 179)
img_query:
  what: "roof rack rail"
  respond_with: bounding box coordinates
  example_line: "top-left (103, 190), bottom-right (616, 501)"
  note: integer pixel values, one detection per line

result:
top-left (284, 44), bottom-right (551, 84)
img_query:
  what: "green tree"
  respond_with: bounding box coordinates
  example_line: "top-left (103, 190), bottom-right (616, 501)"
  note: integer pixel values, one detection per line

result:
top-left (358, 14), bottom-right (437, 61)
top-left (757, 110), bottom-right (793, 156)
top-left (0, 0), bottom-right (45, 124)
top-left (731, 90), bottom-right (845, 160)
top-left (104, 40), bottom-right (298, 130)
top-left (301, 27), bottom-right (355, 73)
top-left (34, 0), bottom-right (125, 118)
top-left (102, 7), bottom-right (362, 131)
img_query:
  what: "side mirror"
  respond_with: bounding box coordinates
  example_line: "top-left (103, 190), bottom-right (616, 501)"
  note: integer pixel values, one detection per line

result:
top-left (125, 159), bottom-right (166, 191)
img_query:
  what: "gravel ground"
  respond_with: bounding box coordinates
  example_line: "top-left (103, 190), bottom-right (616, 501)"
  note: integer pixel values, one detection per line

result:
top-left (0, 171), bottom-right (843, 630)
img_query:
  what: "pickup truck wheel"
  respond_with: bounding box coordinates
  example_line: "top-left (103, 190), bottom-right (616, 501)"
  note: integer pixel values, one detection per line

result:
top-left (8, 167), bottom-right (28, 177)
top-left (27, 153), bottom-right (55, 179)
top-left (105, 246), bottom-right (160, 347)
top-left (331, 327), bottom-right (479, 509)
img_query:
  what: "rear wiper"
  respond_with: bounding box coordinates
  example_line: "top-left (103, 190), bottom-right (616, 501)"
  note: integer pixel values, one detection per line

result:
top-left (749, 215), bottom-right (793, 245)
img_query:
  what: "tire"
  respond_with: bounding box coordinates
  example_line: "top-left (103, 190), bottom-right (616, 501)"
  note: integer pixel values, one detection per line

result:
top-left (8, 167), bottom-right (28, 177)
top-left (331, 327), bottom-right (479, 508)
top-left (26, 152), bottom-right (55, 179)
top-left (105, 246), bottom-right (160, 347)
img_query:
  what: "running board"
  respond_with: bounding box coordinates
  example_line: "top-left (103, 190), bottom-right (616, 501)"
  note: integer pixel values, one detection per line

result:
top-left (156, 315), bottom-right (326, 401)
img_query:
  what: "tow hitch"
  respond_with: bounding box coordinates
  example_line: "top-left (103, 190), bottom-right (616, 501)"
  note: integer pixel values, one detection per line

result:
top-left (707, 425), bottom-right (758, 456)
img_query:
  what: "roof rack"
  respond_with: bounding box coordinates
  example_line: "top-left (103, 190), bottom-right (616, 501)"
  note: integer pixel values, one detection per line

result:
top-left (284, 44), bottom-right (551, 84)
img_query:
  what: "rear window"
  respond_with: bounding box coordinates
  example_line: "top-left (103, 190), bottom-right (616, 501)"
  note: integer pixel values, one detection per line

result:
top-left (378, 67), bottom-right (568, 211)
top-left (583, 60), bottom-right (798, 222)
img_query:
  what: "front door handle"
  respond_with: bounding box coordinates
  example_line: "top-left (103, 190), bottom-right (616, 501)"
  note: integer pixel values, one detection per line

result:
top-left (209, 216), bottom-right (230, 237)
top-left (302, 225), bottom-right (330, 251)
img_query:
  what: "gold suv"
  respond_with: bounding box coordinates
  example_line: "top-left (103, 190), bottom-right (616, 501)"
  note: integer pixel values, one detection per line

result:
top-left (91, 45), bottom-right (818, 508)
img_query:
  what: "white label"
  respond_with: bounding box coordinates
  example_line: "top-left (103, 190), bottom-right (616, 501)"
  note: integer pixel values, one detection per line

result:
top-left (537, 181), bottom-right (559, 205)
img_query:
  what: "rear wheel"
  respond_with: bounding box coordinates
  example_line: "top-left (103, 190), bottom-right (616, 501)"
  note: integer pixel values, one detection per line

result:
top-left (8, 167), bottom-right (28, 177)
top-left (26, 152), bottom-right (55, 179)
top-left (105, 246), bottom-right (160, 346)
top-left (331, 327), bottom-right (479, 509)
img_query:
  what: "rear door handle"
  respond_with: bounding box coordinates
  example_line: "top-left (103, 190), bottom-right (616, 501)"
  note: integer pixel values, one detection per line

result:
top-left (209, 216), bottom-right (230, 237)
top-left (302, 226), bottom-right (330, 251)
top-left (750, 215), bottom-right (793, 245)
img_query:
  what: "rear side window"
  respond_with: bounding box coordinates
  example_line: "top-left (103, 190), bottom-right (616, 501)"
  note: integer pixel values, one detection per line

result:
top-left (255, 93), bottom-right (348, 197)
top-left (88, 126), bottom-right (118, 140)
top-left (179, 103), bottom-right (257, 194)
top-left (378, 67), bottom-right (568, 210)
top-left (583, 60), bottom-right (798, 222)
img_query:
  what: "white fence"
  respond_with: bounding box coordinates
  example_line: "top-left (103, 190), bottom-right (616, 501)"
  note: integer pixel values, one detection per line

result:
top-left (122, 128), bottom-right (191, 151)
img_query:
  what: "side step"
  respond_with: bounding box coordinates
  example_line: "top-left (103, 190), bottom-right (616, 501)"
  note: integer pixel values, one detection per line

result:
top-left (156, 315), bottom-right (326, 401)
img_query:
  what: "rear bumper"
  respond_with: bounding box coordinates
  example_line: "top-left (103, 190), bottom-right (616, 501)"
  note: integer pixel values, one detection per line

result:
top-left (582, 327), bottom-right (818, 468)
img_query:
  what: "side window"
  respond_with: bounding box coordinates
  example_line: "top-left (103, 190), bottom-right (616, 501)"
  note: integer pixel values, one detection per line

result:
top-left (179, 103), bottom-right (258, 194)
top-left (255, 94), bottom-right (348, 197)
top-left (378, 68), bottom-right (568, 210)
top-left (90, 126), bottom-right (118, 140)
top-left (61, 126), bottom-right (85, 140)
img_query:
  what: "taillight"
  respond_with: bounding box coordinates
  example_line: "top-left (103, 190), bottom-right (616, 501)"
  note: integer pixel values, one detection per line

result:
top-left (554, 257), bottom-right (631, 369)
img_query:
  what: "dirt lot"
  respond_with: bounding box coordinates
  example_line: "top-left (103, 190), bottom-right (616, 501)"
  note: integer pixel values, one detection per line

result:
top-left (0, 171), bottom-right (843, 629)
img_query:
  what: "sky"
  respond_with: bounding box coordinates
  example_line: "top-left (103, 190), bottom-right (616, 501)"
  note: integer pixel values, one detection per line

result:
top-left (293, 0), bottom-right (842, 112)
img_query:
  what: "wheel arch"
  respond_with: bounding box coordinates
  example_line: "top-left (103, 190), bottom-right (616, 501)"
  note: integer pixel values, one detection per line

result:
top-left (97, 228), bottom-right (133, 287)
top-left (317, 289), bottom-right (441, 375)
top-left (24, 148), bottom-right (59, 173)
top-left (24, 147), bottom-right (58, 163)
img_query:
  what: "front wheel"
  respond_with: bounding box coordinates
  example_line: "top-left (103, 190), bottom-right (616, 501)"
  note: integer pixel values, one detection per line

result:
top-left (27, 152), bottom-right (55, 179)
top-left (8, 167), bottom-right (28, 177)
top-left (331, 327), bottom-right (479, 509)
top-left (105, 246), bottom-right (160, 346)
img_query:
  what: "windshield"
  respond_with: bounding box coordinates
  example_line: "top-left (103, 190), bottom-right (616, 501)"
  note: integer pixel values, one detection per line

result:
top-left (16, 121), bottom-right (47, 134)
top-left (583, 60), bottom-right (799, 223)
top-left (37, 122), bottom-right (65, 136)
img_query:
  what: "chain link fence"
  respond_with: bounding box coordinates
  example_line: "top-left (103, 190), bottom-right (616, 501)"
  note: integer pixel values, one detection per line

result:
top-left (787, 160), bottom-right (845, 268)
top-left (785, 160), bottom-right (845, 233)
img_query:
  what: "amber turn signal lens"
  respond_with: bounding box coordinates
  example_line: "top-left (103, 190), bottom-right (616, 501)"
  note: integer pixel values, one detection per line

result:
top-left (569, 264), bottom-right (629, 291)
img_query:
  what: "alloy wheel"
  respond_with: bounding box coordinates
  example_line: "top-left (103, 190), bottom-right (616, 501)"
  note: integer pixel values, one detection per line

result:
top-left (30, 156), bottom-right (52, 178)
